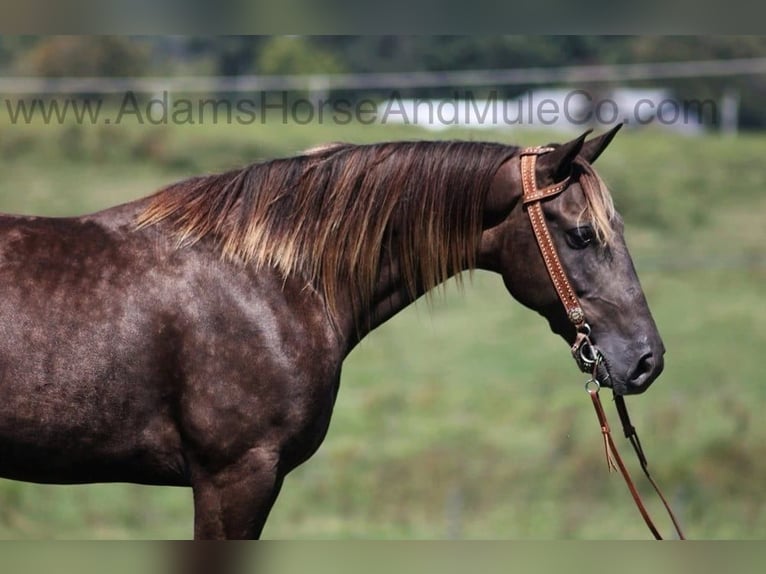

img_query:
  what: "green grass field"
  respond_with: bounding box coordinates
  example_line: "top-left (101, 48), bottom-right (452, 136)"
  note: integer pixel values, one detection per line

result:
top-left (0, 113), bottom-right (764, 539)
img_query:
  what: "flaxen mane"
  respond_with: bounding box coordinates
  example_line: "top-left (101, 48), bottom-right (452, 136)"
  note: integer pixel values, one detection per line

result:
top-left (136, 141), bottom-right (614, 319)
top-left (572, 158), bottom-right (615, 245)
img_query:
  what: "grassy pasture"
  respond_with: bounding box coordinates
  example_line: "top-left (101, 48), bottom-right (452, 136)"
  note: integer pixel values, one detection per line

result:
top-left (0, 113), bottom-right (764, 539)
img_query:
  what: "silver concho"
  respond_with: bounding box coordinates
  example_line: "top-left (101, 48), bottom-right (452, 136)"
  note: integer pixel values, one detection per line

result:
top-left (568, 307), bottom-right (585, 324)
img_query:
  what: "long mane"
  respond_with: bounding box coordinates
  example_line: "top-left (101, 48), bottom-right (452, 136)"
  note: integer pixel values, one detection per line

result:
top-left (136, 141), bottom-right (517, 317)
top-left (135, 140), bottom-right (614, 319)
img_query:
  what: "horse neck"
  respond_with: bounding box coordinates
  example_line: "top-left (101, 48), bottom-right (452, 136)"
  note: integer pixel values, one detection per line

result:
top-left (342, 229), bottom-right (496, 354)
top-left (338, 154), bottom-right (522, 354)
top-left (340, 258), bottom-right (430, 353)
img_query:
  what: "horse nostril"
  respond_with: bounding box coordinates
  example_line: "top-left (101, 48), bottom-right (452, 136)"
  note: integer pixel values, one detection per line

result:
top-left (629, 352), bottom-right (656, 386)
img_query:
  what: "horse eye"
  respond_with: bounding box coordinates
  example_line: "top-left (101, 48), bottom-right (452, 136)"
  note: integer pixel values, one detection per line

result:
top-left (565, 226), bottom-right (595, 249)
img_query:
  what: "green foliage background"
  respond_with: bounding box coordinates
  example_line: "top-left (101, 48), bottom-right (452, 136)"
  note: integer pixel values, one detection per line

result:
top-left (2, 36), bottom-right (766, 126)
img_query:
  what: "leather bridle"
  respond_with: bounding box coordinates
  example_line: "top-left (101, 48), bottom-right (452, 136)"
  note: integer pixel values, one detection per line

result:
top-left (519, 147), bottom-right (686, 540)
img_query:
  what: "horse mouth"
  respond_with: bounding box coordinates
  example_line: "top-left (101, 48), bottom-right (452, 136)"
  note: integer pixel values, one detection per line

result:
top-left (593, 356), bottom-right (631, 396)
top-left (595, 356), bottom-right (659, 396)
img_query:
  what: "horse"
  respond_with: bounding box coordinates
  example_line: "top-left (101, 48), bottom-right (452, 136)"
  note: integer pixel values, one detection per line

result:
top-left (0, 125), bottom-right (664, 539)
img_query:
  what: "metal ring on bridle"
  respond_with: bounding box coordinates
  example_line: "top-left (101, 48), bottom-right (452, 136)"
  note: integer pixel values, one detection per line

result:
top-left (579, 341), bottom-right (601, 367)
top-left (577, 323), bottom-right (591, 337)
top-left (584, 379), bottom-right (600, 393)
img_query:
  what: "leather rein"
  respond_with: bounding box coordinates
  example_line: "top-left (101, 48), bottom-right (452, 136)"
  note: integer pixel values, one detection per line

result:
top-left (519, 147), bottom-right (686, 540)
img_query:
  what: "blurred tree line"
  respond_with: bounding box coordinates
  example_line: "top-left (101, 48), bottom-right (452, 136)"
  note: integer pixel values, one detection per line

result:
top-left (1, 36), bottom-right (766, 128)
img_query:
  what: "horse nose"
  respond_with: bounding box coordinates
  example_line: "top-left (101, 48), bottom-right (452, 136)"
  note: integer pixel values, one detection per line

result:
top-left (627, 348), bottom-right (664, 389)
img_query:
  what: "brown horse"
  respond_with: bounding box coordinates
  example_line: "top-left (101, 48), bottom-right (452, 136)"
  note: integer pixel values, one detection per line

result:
top-left (0, 126), bottom-right (663, 539)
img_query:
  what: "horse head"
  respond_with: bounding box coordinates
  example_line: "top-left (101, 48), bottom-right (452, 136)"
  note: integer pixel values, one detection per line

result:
top-left (481, 126), bottom-right (664, 395)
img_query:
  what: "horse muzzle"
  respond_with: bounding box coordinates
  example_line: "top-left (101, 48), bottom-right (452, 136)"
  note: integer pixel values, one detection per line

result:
top-left (572, 327), bottom-right (664, 396)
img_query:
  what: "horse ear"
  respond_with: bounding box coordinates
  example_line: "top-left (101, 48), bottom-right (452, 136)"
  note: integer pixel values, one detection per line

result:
top-left (537, 130), bottom-right (591, 181)
top-left (580, 123), bottom-right (623, 164)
